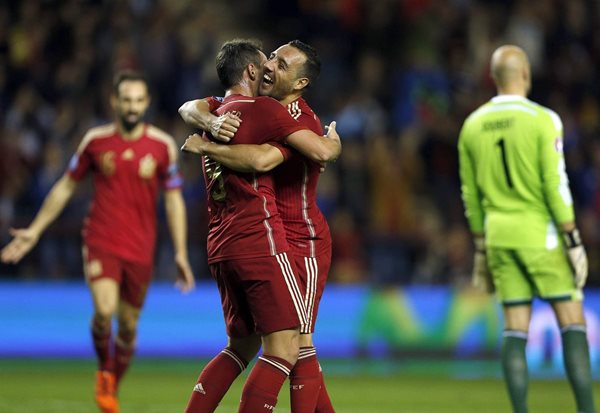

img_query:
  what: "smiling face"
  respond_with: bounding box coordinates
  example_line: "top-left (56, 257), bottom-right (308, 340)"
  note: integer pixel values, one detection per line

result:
top-left (259, 44), bottom-right (309, 101)
top-left (112, 79), bottom-right (150, 131)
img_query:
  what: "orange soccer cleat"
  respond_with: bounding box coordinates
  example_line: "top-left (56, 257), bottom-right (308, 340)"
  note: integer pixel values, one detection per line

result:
top-left (95, 370), bottom-right (119, 413)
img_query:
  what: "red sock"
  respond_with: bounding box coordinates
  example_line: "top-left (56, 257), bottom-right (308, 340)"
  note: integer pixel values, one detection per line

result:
top-left (185, 348), bottom-right (248, 413)
top-left (315, 363), bottom-right (335, 413)
top-left (114, 331), bottom-right (135, 386)
top-left (238, 355), bottom-right (292, 413)
top-left (290, 347), bottom-right (321, 413)
top-left (91, 318), bottom-right (113, 371)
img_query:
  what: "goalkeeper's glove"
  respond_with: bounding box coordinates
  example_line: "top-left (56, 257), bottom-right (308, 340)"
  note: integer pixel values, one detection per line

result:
top-left (472, 236), bottom-right (494, 293)
top-left (562, 228), bottom-right (588, 289)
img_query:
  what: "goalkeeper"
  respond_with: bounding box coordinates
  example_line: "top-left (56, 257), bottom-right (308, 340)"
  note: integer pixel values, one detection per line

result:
top-left (458, 45), bottom-right (596, 413)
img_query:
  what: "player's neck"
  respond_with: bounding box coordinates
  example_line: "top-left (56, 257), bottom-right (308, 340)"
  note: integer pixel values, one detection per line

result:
top-left (117, 122), bottom-right (145, 141)
top-left (496, 86), bottom-right (526, 97)
top-left (279, 92), bottom-right (302, 106)
top-left (225, 80), bottom-right (257, 98)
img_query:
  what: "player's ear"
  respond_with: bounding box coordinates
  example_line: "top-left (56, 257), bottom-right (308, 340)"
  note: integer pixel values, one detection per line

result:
top-left (248, 64), bottom-right (258, 81)
top-left (294, 77), bottom-right (309, 92)
top-left (110, 94), bottom-right (118, 110)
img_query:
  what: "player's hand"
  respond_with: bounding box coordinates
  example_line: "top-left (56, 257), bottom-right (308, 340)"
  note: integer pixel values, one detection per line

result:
top-left (181, 133), bottom-right (211, 155)
top-left (1, 227), bottom-right (40, 264)
top-left (174, 252), bottom-right (195, 293)
top-left (324, 121), bottom-right (341, 160)
top-left (471, 236), bottom-right (494, 293)
top-left (562, 229), bottom-right (588, 289)
top-left (209, 113), bottom-right (241, 143)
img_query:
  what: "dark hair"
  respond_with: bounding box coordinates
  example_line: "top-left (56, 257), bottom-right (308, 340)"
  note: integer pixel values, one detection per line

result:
top-left (215, 39), bottom-right (264, 89)
top-left (288, 40), bottom-right (321, 87)
top-left (112, 70), bottom-right (148, 96)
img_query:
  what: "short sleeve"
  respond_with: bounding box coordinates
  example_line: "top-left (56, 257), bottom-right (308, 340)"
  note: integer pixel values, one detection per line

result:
top-left (161, 137), bottom-right (183, 190)
top-left (67, 141), bottom-right (93, 181)
top-left (258, 98), bottom-right (306, 143)
top-left (205, 96), bottom-right (224, 113)
top-left (267, 142), bottom-right (294, 161)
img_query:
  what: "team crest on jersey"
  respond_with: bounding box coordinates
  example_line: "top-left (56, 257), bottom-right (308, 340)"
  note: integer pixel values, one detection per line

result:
top-left (138, 154), bottom-right (157, 179)
top-left (554, 137), bottom-right (564, 153)
top-left (121, 148), bottom-right (135, 160)
top-left (100, 151), bottom-right (116, 176)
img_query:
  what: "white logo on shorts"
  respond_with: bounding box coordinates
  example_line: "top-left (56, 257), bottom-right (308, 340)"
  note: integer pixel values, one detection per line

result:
top-left (193, 383), bottom-right (206, 394)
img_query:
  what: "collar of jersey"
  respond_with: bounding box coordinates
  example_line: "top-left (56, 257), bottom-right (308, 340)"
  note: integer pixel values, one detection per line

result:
top-left (491, 94), bottom-right (528, 103)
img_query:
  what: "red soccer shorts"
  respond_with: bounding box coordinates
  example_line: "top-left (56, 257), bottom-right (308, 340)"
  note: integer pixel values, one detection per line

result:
top-left (292, 249), bottom-right (331, 334)
top-left (82, 245), bottom-right (153, 308)
top-left (210, 252), bottom-right (307, 337)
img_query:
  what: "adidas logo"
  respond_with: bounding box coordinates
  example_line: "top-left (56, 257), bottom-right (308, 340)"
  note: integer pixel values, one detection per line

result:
top-left (193, 383), bottom-right (206, 394)
top-left (263, 403), bottom-right (275, 411)
top-left (290, 384), bottom-right (305, 391)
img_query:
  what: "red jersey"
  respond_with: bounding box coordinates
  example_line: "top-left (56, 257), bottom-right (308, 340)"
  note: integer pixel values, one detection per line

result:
top-left (275, 97), bottom-right (332, 257)
top-left (203, 94), bottom-right (305, 263)
top-left (68, 123), bottom-right (182, 264)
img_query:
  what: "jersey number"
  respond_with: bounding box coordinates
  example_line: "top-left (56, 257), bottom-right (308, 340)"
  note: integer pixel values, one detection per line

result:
top-left (496, 138), bottom-right (513, 188)
top-left (204, 157), bottom-right (227, 201)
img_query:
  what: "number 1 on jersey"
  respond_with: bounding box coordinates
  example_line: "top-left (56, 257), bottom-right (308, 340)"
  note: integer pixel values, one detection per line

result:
top-left (497, 138), bottom-right (513, 188)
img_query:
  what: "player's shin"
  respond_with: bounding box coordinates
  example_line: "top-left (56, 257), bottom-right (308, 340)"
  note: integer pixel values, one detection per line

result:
top-left (289, 346), bottom-right (321, 413)
top-left (185, 348), bottom-right (249, 413)
top-left (501, 330), bottom-right (529, 413)
top-left (561, 325), bottom-right (596, 413)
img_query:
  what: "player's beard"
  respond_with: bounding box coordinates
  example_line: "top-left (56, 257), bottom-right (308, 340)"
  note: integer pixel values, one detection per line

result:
top-left (119, 112), bottom-right (141, 132)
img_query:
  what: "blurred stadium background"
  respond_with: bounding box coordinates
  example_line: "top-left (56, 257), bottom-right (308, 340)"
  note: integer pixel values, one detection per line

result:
top-left (1, 0), bottom-right (600, 412)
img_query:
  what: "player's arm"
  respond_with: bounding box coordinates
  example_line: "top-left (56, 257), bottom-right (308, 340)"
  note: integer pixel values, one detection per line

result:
top-left (539, 111), bottom-right (587, 287)
top-left (458, 126), bottom-right (484, 235)
top-left (178, 99), bottom-right (241, 142)
top-left (164, 188), bottom-right (195, 293)
top-left (1, 174), bottom-right (78, 264)
top-left (182, 133), bottom-right (285, 173)
top-left (458, 125), bottom-right (493, 292)
top-left (285, 121), bottom-right (340, 163)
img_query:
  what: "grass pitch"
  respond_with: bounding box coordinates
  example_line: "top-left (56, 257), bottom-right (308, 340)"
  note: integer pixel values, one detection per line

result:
top-left (0, 358), bottom-right (594, 413)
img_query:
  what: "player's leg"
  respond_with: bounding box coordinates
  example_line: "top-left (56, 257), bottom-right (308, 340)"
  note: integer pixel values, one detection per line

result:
top-left (185, 334), bottom-right (261, 413)
top-left (84, 247), bottom-right (122, 413)
top-left (488, 248), bottom-right (534, 413)
top-left (523, 244), bottom-right (596, 413)
top-left (185, 261), bottom-right (261, 413)
top-left (238, 328), bottom-right (299, 413)
top-left (237, 252), bottom-right (306, 413)
top-left (289, 253), bottom-right (335, 413)
top-left (114, 301), bottom-right (141, 386)
top-left (501, 304), bottom-right (531, 413)
top-left (113, 259), bottom-right (152, 389)
top-left (551, 300), bottom-right (596, 413)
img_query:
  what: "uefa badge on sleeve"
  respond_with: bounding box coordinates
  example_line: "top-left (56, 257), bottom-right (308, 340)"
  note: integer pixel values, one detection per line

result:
top-left (554, 137), bottom-right (564, 153)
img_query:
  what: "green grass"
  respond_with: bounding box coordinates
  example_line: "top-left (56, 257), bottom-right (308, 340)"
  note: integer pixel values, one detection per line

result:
top-left (0, 358), bottom-right (595, 412)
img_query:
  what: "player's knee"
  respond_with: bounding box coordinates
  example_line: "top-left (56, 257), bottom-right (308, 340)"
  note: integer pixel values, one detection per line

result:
top-left (92, 314), bottom-right (111, 334)
top-left (228, 335), bottom-right (261, 363)
top-left (262, 329), bottom-right (300, 365)
top-left (117, 317), bottom-right (138, 339)
top-left (298, 333), bottom-right (314, 348)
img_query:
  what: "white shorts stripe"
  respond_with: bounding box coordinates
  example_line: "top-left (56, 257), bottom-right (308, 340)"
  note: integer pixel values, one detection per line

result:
top-left (259, 356), bottom-right (291, 375)
top-left (301, 257), bottom-right (319, 333)
top-left (222, 348), bottom-right (246, 372)
top-left (275, 253), bottom-right (307, 327)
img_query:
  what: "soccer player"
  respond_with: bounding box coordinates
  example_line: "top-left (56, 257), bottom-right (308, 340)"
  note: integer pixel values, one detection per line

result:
top-left (0, 71), bottom-right (195, 413)
top-left (179, 38), bottom-right (340, 413)
top-left (459, 45), bottom-right (596, 413)
top-left (180, 40), bottom-right (336, 413)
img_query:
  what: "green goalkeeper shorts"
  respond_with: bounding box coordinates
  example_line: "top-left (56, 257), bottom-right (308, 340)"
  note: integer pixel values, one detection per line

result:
top-left (487, 246), bottom-right (582, 305)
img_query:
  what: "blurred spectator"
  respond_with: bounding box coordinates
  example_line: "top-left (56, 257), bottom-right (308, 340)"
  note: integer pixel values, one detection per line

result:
top-left (1, 0), bottom-right (599, 287)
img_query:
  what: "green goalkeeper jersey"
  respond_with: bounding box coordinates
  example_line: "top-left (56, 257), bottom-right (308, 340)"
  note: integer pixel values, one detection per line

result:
top-left (458, 95), bottom-right (574, 249)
